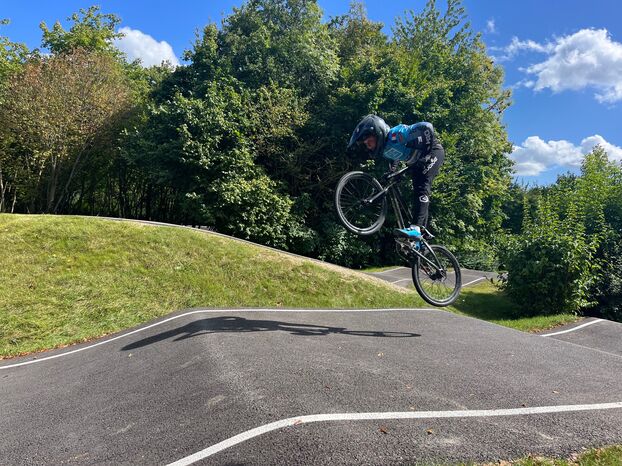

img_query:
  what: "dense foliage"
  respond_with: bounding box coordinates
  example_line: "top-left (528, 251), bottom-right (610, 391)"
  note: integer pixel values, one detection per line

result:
top-left (498, 198), bottom-right (597, 315)
top-left (1, 2), bottom-right (620, 319)
top-left (499, 147), bottom-right (622, 317)
top-left (0, 1), bottom-right (512, 260)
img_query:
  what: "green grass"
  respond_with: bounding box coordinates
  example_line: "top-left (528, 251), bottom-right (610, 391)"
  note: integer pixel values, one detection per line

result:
top-left (571, 446), bottom-right (622, 466)
top-left (0, 214), bottom-right (427, 358)
top-left (475, 445), bottom-right (622, 465)
top-left (450, 280), bottom-right (579, 332)
top-left (1, 214), bottom-right (581, 358)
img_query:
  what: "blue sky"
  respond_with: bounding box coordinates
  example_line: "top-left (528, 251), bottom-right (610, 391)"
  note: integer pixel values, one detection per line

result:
top-left (2, 0), bottom-right (622, 185)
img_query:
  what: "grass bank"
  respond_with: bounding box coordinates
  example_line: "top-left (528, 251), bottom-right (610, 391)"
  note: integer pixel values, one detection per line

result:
top-left (1, 215), bottom-right (579, 358)
top-left (0, 214), bottom-right (427, 358)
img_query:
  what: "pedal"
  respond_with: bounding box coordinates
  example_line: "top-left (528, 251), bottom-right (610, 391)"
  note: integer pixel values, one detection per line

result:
top-left (395, 238), bottom-right (420, 262)
top-left (395, 237), bottom-right (417, 247)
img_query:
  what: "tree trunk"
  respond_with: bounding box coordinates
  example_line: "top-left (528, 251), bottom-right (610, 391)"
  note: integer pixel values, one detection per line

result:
top-left (118, 162), bottom-right (126, 218)
top-left (54, 148), bottom-right (86, 214)
top-left (76, 177), bottom-right (86, 214)
top-left (0, 165), bottom-right (5, 212)
top-left (11, 189), bottom-right (17, 213)
top-left (46, 157), bottom-right (59, 213)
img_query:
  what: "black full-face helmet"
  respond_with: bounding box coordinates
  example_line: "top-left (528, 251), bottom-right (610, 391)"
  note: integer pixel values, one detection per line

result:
top-left (347, 114), bottom-right (390, 157)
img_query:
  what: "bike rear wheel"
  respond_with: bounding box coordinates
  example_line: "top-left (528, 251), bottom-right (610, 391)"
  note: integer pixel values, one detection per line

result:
top-left (335, 171), bottom-right (388, 236)
top-left (412, 244), bottom-right (461, 307)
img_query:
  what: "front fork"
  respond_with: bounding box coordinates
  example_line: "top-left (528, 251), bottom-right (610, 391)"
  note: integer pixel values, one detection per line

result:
top-left (396, 236), bottom-right (445, 276)
top-left (383, 182), bottom-right (443, 276)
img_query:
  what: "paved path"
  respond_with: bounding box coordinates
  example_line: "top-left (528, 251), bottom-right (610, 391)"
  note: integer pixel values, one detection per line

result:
top-left (539, 317), bottom-right (622, 357)
top-left (367, 266), bottom-right (495, 289)
top-left (2, 308), bottom-right (621, 465)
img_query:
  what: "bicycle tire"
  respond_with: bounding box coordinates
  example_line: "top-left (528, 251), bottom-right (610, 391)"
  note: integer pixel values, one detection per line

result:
top-left (335, 171), bottom-right (388, 236)
top-left (412, 244), bottom-right (461, 307)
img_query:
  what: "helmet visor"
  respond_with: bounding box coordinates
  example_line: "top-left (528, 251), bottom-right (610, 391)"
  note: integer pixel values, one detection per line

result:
top-left (347, 119), bottom-right (373, 150)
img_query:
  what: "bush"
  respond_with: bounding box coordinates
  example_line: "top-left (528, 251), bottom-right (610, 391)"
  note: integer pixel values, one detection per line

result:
top-left (497, 199), bottom-right (597, 316)
top-left (586, 237), bottom-right (622, 322)
top-left (317, 222), bottom-right (377, 268)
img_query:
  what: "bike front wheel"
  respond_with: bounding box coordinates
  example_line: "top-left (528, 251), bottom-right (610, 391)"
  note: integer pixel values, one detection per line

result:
top-left (335, 171), bottom-right (388, 236)
top-left (412, 244), bottom-right (461, 307)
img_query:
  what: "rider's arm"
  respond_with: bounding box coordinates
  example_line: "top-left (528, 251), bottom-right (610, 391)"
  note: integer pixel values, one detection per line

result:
top-left (405, 122), bottom-right (434, 150)
top-left (405, 150), bottom-right (421, 166)
top-left (404, 122), bottom-right (435, 165)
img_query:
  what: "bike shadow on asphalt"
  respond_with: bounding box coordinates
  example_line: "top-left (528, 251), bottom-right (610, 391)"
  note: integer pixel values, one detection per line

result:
top-left (121, 316), bottom-right (421, 351)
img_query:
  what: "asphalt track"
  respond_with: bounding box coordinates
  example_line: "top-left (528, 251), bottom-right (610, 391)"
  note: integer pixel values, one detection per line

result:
top-left (2, 220), bottom-right (621, 464)
top-left (366, 266), bottom-right (495, 289)
top-left (2, 308), bottom-right (622, 465)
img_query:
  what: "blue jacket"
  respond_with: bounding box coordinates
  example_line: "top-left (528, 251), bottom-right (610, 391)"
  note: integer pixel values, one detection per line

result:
top-left (382, 122), bottom-right (435, 162)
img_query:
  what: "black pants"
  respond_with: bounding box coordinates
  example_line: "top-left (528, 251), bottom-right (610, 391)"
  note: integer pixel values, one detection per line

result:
top-left (410, 143), bottom-right (444, 227)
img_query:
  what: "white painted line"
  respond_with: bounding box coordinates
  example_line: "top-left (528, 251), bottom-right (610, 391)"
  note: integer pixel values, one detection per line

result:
top-left (390, 278), bottom-right (412, 285)
top-left (541, 319), bottom-right (604, 337)
top-left (371, 267), bottom-right (406, 275)
top-left (463, 277), bottom-right (486, 287)
top-left (0, 308), bottom-right (434, 370)
top-left (394, 274), bottom-right (483, 287)
top-left (167, 402), bottom-right (622, 465)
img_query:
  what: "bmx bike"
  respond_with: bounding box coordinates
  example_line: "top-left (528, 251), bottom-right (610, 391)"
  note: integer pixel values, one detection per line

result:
top-left (334, 164), bottom-right (461, 306)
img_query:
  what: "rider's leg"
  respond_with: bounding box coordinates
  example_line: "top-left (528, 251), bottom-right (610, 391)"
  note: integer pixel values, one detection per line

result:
top-left (395, 144), bottom-right (444, 239)
top-left (411, 144), bottom-right (445, 230)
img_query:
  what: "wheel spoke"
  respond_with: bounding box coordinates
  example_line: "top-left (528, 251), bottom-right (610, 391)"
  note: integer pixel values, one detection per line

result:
top-left (336, 173), bottom-right (387, 235)
top-left (339, 177), bottom-right (381, 228)
top-left (411, 245), bottom-right (461, 306)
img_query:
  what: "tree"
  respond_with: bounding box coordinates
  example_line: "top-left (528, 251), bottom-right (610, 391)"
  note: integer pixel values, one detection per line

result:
top-left (391, 0), bottom-right (513, 266)
top-left (0, 19), bottom-right (29, 84)
top-left (218, 0), bottom-right (339, 96)
top-left (316, 0), bottom-right (514, 267)
top-left (121, 80), bottom-right (300, 247)
top-left (0, 20), bottom-right (30, 212)
top-left (0, 48), bottom-right (134, 212)
top-left (39, 6), bottom-right (124, 58)
top-left (498, 195), bottom-right (597, 315)
top-left (499, 146), bottom-right (622, 320)
top-left (577, 147), bottom-right (622, 320)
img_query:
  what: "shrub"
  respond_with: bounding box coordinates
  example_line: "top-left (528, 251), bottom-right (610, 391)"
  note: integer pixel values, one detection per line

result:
top-left (586, 236), bottom-right (622, 322)
top-left (317, 222), bottom-right (377, 268)
top-left (497, 198), bottom-right (597, 315)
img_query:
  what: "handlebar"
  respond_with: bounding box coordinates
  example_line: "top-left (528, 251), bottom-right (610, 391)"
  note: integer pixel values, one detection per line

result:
top-left (383, 150), bottom-right (421, 180)
top-left (383, 163), bottom-right (411, 181)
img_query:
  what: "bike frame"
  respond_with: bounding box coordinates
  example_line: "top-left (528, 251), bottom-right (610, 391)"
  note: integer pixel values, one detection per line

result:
top-left (362, 165), bottom-right (411, 229)
top-left (367, 165), bottom-right (444, 272)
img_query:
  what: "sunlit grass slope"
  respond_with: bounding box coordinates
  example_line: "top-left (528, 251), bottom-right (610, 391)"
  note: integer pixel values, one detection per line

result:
top-left (449, 281), bottom-right (578, 333)
top-left (0, 214), bottom-right (425, 357)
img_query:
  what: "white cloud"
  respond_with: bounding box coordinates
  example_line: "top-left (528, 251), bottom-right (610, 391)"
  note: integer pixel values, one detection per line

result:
top-left (492, 37), bottom-right (552, 60)
top-left (526, 29), bottom-right (622, 103)
top-left (114, 27), bottom-right (180, 68)
top-left (580, 135), bottom-right (622, 162)
top-left (511, 135), bottom-right (622, 176)
top-left (486, 19), bottom-right (496, 34)
top-left (490, 37), bottom-right (552, 62)
top-left (495, 29), bottom-right (622, 103)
